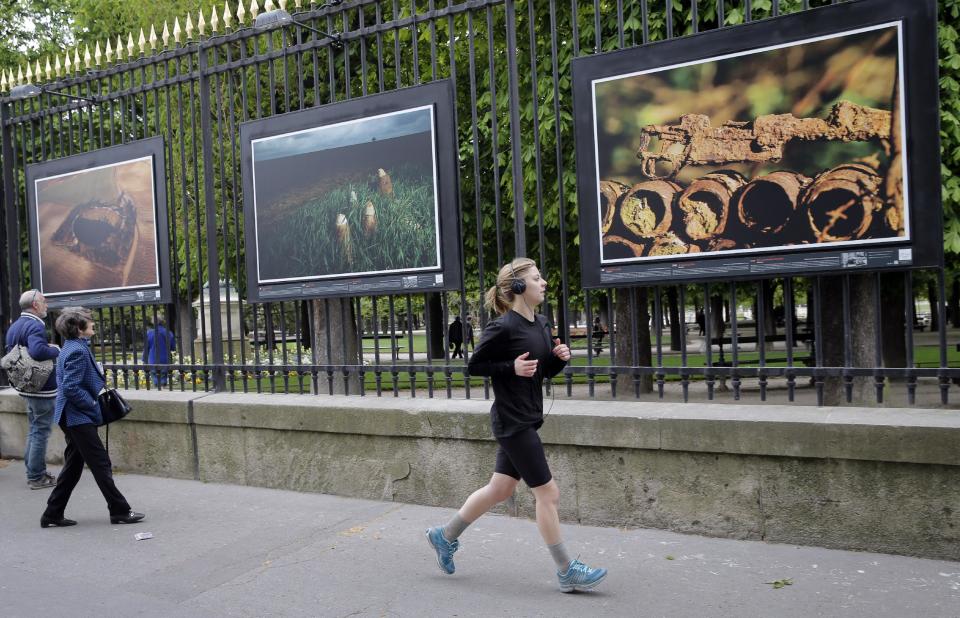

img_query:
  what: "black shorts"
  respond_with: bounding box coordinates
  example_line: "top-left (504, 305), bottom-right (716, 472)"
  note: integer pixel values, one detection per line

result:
top-left (494, 427), bottom-right (553, 488)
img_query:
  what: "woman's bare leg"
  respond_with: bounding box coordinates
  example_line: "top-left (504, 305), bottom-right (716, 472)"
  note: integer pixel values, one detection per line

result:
top-left (530, 479), bottom-right (562, 546)
top-left (457, 472), bottom-right (519, 523)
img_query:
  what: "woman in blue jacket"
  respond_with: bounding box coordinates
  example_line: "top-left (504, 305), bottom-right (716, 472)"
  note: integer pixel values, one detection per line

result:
top-left (41, 308), bottom-right (144, 528)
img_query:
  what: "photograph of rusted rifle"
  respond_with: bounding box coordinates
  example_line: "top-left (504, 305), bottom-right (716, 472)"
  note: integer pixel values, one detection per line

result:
top-left (592, 21), bottom-right (907, 262)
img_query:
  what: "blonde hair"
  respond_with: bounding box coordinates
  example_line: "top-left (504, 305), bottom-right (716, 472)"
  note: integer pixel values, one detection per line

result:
top-left (484, 258), bottom-right (536, 315)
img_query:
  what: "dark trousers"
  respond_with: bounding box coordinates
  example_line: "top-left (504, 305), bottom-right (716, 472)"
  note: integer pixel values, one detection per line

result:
top-left (44, 422), bottom-right (130, 519)
top-left (451, 341), bottom-right (463, 358)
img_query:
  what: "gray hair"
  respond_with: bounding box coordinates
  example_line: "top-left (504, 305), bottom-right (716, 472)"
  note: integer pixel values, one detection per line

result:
top-left (55, 307), bottom-right (94, 340)
top-left (19, 290), bottom-right (41, 311)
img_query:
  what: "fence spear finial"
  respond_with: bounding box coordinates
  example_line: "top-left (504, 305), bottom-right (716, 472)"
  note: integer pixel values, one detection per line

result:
top-left (185, 13), bottom-right (195, 40)
top-left (249, 0), bottom-right (259, 21)
top-left (279, 0), bottom-right (287, 11)
top-left (73, 48), bottom-right (81, 71)
top-left (83, 45), bottom-right (91, 69)
top-left (94, 41), bottom-right (102, 66)
top-left (265, 0), bottom-right (275, 12)
top-left (236, 0), bottom-right (246, 24)
top-left (105, 38), bottom-right (113, 62)
top-left (173, 17), bottom-right (182, 43)
top-left (210, 7), bottom-right (220, 33)
top-left (162, 21), bottom-right (170, 47)
top-left (18, 64), bottom-right (25, 84)
top-left (55, 54), bottom-right (62, 76)
top-left (64, 51), bottom-right (72, 74)
top-left (45, 57), bottom-right (53, 80)
top-left (35, 59), bottom-right (43, 80)
top-left (117, 35), bottom-right (126, 61)
top-left (26, 62), bottom-right (33, 82)
top-left (223, 1), bottom-right (234, 30)
top-left (198, 10), bottom-right (206, 37)
top-left (138, 28), bottom-right (146, 55)
top-left (294, 0), bottom-right (301, 8)
top-left (149, 24), bottom-right (158, 51)
top-left (1, 72), bottom-right (7, 92)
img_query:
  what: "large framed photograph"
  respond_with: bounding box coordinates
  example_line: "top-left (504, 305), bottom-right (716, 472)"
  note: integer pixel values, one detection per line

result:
top-left (25, 136), bottom-right (171, 308)
top-left (240, 80), bottom-right (461, 301)
top-left (573, 0), bottom-right (941, 287)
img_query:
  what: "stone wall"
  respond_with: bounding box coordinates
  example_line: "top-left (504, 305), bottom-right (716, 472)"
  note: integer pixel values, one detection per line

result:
top-left (1, 389), bottom-right (957, 560)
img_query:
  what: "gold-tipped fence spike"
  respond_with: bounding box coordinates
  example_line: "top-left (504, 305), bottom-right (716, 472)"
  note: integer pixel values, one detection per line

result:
top-left (149, 24), bottom-right (158, 50)
top-left (73, 48), bottom-right (81, 71)
top-left (162, 21), bottom-right (170, 47)
top-left (210, 8), bottom-right (219, 33)
top-left (94, 41), bottom-right (102, 66)
top-left (279, 0), bottom-right (288, 11)
top-left (236, 0), bottom-right (246, 24)
top-left (105, 38), bottom-right (113, 62)
top-left (35, 59), bottom-right (43, 80)
top-left (185, 13), bottom-right (195, 40)
top-left (118, 35), bottom-right (126, 61)
top-left (197, 10), bottom-right (206, 37)
top-left (55, 55), bottom-right (62, 76)
top-left (294, 0), bottom-right (301, 8)
top-left (64, 52), bottom-right (72, 73)
top-left (45, 57), bottom-right (52, 80)
top-left (223, 1), bottom-right (233, 29)
top-left (173, 17), bottom-right (182, 43)
top-left (265, 0), bottom-right (276, 12)
top-left (1, 72), bottom-right (7, 92)
top-left (18, 65), bottom-right (25, 83)
top-left (26, 62), bottom-right (33, 82)
top-left (84, 45), bottom-right (92, 69)
top-left (249, 0), bottom-right (259, 21)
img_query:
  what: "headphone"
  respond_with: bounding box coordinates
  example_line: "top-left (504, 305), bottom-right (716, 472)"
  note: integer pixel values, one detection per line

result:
top-left (509, 262), bottom-right (526, 295)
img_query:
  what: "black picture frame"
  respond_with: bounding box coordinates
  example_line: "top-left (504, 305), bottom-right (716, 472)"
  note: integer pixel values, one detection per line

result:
top-left (240, 80), bottom-right (462, 301)
top-left (25, 136), bottom-right (171, 308)
top-left (572, 0), bottom-right (941, 287)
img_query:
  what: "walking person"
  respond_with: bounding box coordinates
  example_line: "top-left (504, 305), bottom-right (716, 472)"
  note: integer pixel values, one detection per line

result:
top-left (425, 258), bottom-right (607, 592)
top-left (464, 316), bottom-right (475, 352)
top-left (4, 290), bottom-right (59, 490)
top-left (447, 316), bottom-right (464, 359)
top-left (41, 308), bottom-right (144, 528)
top-left (143, 316), bottom-right (176, 386)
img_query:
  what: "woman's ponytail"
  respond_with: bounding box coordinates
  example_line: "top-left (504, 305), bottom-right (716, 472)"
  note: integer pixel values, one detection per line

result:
top-left (484, 284), bottom-right (511, 315)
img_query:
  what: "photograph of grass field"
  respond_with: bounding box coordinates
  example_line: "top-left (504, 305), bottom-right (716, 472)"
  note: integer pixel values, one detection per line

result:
top-left (251, 106), bottom-right (440, 283)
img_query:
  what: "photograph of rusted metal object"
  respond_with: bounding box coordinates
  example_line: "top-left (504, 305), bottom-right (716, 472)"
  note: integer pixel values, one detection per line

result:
top-left (676, 170), bottom-right (746, 241)
top-left (602, 234), bottom-right (648, 258)
top-left (32, 156), bottom-right (159, 296)
top-left (648, 232), bottom-right (701, 257)
top-left (636, 101), bottom-right (891, 179)
top-left (800, 162), bottom-right (885, 242)
top-left (618, 179), bottom-right (679, 239)
top-left (599, 180), bottom-right (629, 233)
top-left (734, 171), bottom-right (811, 237)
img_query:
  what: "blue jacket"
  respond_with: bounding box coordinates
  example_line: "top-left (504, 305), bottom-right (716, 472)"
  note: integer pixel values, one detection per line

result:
top-left (143, 325), bottom-right (175, 364)
top-left (54, 338), bottom-right (105, 427)
top-left (4, 312), bottom-right (59, 397)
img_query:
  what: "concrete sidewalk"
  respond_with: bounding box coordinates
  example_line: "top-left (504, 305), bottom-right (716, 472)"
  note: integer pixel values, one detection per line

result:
top-left (0, 460), bottom-right (957, 617)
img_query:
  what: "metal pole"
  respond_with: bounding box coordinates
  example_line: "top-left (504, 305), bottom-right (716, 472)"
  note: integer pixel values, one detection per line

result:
top-left (1, 103), bottom-right (21, 322)
top-left (198, 44), bottom-right (226, 391)
top-left (505, 0), bottom-right (526, 257)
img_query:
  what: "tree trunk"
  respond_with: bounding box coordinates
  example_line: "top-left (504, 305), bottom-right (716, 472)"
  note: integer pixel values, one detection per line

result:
top-left (311, 297), bottom-right (360, 394)
top-left (666, 287), bottom-right (681, 351)
top-left (927, 279), bottom-right (939, 333)
top-left (881, 273), bottom-right (907, 372)
top-left (819, 274), bottom-right (877, 405)
top-left (427, 293), bottom-right (445, 359)
top-left (614, 287), bottom-right (652, 396)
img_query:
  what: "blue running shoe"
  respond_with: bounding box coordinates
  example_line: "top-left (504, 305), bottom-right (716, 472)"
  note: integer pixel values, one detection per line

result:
top-left (426, 526), bottom-right (459, 574)
top-left (557, 559), bottom-right (607, 593)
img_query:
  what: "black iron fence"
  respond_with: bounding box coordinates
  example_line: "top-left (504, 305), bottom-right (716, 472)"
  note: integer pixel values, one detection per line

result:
top-left (1, 0), bottom-right (956, 407)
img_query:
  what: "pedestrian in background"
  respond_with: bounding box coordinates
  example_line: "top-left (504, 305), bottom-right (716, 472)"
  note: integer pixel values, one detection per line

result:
top-left (4, 290), bottom-right (59, 490)
top-left (447, 316), bottom-right (464, 359)
top-left (143, 316), bottom-right (175, 386)
top-left (425, 258), bottom-right (607, 593)
top-left (464, 316), bottom-right (475, 352)
top-left (41, 307), bottom-right (144, 528)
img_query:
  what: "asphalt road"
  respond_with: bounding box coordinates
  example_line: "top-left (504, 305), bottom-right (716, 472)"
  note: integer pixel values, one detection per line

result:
top-left (0, 459), bottom-right (957, 617)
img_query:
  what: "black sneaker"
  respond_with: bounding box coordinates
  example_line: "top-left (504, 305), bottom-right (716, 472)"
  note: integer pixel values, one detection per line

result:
top-left (27, 476), bottom-right (55, 490)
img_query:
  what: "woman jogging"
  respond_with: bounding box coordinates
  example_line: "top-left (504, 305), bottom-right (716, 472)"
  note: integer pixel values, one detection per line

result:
top-left (425, 258), bottom-right (607, 592)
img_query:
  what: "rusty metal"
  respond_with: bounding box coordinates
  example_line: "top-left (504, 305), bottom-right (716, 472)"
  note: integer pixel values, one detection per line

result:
top-left (734, 171), bottom-right (811, 235)
top-left (676, 170), bottom-right (746, 241)
top-left (636, 100), bottom-right (891, 179)
top-left (599, 180), bottom-right (629, 233)
top-left (618, 179), bottom-right (680, 238)
top-left (648, 232), bottom-right (701, 257)
top-left (602, 234), bottom-right (647, 258)
top-left (800, 162), bottom-right (884, 242)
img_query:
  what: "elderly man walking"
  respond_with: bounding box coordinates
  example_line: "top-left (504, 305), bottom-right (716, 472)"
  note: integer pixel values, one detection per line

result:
top-left (4, 290), bottom-right (60, 489)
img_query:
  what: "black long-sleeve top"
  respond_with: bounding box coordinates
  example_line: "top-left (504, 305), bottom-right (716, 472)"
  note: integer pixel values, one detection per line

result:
top-left (467, 310), bottom-right (567, 438)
